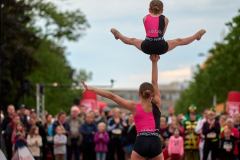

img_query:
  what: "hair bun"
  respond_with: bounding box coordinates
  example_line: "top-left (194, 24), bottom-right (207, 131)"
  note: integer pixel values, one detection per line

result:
top-left (143, 89), bottom-right (151, 98)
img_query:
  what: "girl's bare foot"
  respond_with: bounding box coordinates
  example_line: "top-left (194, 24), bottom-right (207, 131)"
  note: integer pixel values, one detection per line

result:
top-left (196, 29), bottom-right (206, 40)
top-left (110, 28), bottom-right (120, 40)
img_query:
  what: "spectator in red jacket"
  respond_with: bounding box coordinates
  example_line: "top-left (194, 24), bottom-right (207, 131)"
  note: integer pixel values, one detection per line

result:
top-left (221, 118), bottom-right (239, 160)
top-left (162, 139), bottom-right (170, 160)
top-left (233, 113), bottom-right (240, 160)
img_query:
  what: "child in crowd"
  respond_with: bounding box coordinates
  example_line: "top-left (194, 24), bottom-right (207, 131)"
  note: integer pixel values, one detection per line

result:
top-left (219, 115), bottom-right (227, 133)
top-left (168, 128), bottom-right (184, 160)
top-left (94, 122), bottom-right (110, 160)
top-left (162, 139), bottom-right (170, 160)
top-left (160, 116), bottom-right (167, 140)
top-left (54, 126), bottom-right (67, 160)
top-left (11, 122), bottom-right (26, 153)
top-left (27, 126), bottom-right (42, 160)
top-left (221, 118), bottom-right (239, 160)
top-left (220, 129), bottom-right (236, 160)
top-left (81, 113), bottom-right (98, 160)
top-left (110, 0), bottom-right (206, 56)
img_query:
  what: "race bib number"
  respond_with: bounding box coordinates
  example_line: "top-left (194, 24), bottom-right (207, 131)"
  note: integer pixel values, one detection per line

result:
top-left (207, 132), bottom-right (216, 138)
top-left (112, 129), bottom-right (122, 135)
top-left (47, 136), bottom-right (53, 142)
top-left (223, 142), bottom-right (233, 150)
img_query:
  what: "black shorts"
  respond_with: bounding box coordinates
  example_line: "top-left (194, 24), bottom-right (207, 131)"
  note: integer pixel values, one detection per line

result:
top-left (133, 132), bottom-right (162, 158)
top-left (141, 37), bottom-right (169, 55)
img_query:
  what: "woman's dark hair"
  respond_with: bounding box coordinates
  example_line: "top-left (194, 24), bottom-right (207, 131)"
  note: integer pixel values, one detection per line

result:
top-left (173, 127), bottom-right (181, 136)
top-left (139, 82), bottom-right (154, 99)
top-left (58, 110), bottom-right (66, 119)
top-left (150, 0), bottom-right (163, 14)
top-left (45, 114), bottom-right (51, 120)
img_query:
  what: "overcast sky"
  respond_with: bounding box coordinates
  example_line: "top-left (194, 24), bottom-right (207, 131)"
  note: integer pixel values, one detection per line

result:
top-left (48, 0), bottom-right (240, 88)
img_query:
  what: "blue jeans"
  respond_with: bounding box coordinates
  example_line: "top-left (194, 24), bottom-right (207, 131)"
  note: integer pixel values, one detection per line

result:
top-left (96, 152), bottom-right (106, 160)
top-left (67, 139), bottom-right (80, 160)
top-left (34, 157), bottom-right (40, 160)
top-left (234, 155), bottom-right (238, 160)
top-left (125, 144), bottom-right (134, 157)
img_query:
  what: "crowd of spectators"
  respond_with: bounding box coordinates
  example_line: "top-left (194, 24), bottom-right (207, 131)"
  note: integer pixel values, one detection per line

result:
top-left (0, 104), bottom-right (240, 160)
top-left (161, 105), bottom-right (240, 160)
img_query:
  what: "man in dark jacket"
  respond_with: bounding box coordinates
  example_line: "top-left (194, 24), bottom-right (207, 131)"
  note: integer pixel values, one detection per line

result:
top-left (4, 114), bottom-right (20, 160)
top-left (1, 105), bottom-right (15, 160)
top-left (1, 104), bottom-right (15, 131)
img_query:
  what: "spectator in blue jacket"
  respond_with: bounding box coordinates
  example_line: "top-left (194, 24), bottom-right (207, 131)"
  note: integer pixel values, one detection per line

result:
top-left (80, 113), bottom-right (98, 160)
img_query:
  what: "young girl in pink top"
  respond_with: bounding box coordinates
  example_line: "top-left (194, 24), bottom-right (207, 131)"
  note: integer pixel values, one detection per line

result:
top-left (111, 0), bottom-right (205, 55)
top-left (12, 122), bottom-right (26, 153)
top-left (94, 122), bottom-right (110, 160)
top-left (168, 128), bottom-right (184, 160)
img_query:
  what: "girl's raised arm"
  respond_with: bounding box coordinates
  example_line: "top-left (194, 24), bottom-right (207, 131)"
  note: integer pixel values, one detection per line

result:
top-left (150, 55), bottom-right (161, 108)
top-left (81, 81), bottom-right (136, 114)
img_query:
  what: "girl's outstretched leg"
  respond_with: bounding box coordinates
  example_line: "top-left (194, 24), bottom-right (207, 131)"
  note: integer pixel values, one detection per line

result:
top-left (166, 29), bottom-right (206, 52)
top-left (111, 28), bottom-right (143, 51)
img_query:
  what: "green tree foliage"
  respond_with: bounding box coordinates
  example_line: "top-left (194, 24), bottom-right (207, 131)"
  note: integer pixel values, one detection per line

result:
top-left (2, 0), bottom-right (90, 114)
top-left (24, 39), bottom-right (83, 115)
top-left (1, 0), bottom-right (40, 108)
top-left (175, 9), bottom-right (240, 114)
top-left (28, 0), bottom-right (90, 41)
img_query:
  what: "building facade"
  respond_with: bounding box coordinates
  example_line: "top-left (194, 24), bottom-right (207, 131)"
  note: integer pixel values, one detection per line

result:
top-left (98, 82), bottom-right (189, 115)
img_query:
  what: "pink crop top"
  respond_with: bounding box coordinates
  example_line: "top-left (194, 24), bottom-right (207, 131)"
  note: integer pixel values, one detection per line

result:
top-left (134, 103), bottom-right (161, 133)
top-left (144, 14), bottom-right (166, 38)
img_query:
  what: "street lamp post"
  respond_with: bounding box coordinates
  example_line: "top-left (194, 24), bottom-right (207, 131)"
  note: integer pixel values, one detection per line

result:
top-left (0, 0), bottom-right (3, 150)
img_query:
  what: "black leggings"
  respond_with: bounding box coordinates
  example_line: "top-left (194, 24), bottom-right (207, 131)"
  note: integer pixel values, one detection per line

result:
top-left (203, 141), bottom-right (219, 160)
top-left (6, 146), bottom-right (12, 160)
top-left (133, 135), bottom-right (162, 159)
top-left (107, 138), bottom-right (124, 160)
top-left (82, 142), bottom-right (96, 160)
top-left (141, 37), bottom-right (169, 55)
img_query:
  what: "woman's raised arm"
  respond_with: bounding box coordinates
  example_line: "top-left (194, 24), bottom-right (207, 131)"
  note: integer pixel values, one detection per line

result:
top-left (82, 80), bottom-right (136, 114)
top-left (150, 55), bottom-right (161, 108)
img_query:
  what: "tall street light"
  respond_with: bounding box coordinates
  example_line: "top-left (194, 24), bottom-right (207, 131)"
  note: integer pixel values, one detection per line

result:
top-left (0, 0), bottom-right (3, 150)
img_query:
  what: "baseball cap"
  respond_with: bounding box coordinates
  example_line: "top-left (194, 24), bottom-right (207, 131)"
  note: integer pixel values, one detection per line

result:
top-left (103, 107), bottom-right (111, 112)
top-left (19, 104), bottom-right (26, 109)
top-left (30, 109), bottom-right (36, 113)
